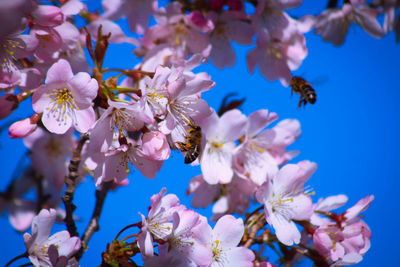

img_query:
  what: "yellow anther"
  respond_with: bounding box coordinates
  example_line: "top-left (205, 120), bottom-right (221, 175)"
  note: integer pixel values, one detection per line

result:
top-left (212, 142), bottom-right (223, 148)
top-left (251, 143), bottom-right (265, 153)
top-left (280, 197), bottom-right (294, 203)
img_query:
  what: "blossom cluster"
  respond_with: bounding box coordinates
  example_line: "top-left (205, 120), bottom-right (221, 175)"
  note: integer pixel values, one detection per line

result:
top-left (135, 188), bottom-right (255, 266)
top-left (0, 0), bottom-right (385, 266)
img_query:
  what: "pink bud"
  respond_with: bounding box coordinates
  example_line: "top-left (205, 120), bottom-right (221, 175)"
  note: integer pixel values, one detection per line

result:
top-left (32, 5), bottom-right (64, 27)
top-left (0, 94), bottom-right (18, 119)
top-left (189, 11), bottom-right (207, 27)
top-left (142, 131), bottom-right (171, 161)
top-left (9, 118), bottom-right (37, 139)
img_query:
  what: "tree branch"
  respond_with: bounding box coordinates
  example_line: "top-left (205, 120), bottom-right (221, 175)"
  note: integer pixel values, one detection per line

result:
top-left (76, 181), bottom-right (113, 260)
top-left (62, 133), bottom-right (89, 237)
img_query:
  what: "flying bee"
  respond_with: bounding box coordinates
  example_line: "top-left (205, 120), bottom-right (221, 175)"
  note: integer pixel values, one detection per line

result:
top-left (176, 119), bottom-right (202, 164)
top-left (289, 76), bottom-right (317, 108)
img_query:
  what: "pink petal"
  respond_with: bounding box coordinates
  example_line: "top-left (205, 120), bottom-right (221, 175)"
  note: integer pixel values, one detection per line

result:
top-left (32, 85), bottom-right (52, 113)
top-left (74, 108), bottom-right (96, 133)
top-left (247, 109), bottom-right (278, 137)
top-left (218, 109), bottom-right (247, 141)
top-left (345, 195), bottom-right (374, 221)
top-left (41, 108), bottom-right (73, 134)
top-left (221, 247), bottom-right (255, 267)
top-left (68, 72), bottom-right (98, 108)
top-left (212, 215), bottom-right (243, 247)
top-left (45, 59), bottom-right (74, 84)
top-left (201, 143), bottom-right (234, 184)
top-left (273, 161), bottom-right (317, 194)
top-left (31, 209), bottom-right (57, 245)
top-left (269, 212), bottom-right (300, 246)
top-left (58, 236), bottom-right (81, 257)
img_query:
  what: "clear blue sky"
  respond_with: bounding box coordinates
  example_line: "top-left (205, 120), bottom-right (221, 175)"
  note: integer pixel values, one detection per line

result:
top-left (1, 1), bottom-right (399, 266)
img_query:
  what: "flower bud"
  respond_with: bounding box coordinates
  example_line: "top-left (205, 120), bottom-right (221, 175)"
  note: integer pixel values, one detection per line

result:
top-left (189, 11), bottom-right (207, 28)
top-left (32, 5), bottom-right (64, 27)
top-left (9, 117), bottom-right (37, 139)
top-left (142, 131), bottom-right (170, 161)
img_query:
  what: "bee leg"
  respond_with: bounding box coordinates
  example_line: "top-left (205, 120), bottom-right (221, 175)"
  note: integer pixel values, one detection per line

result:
top-left (297, 97), bottom-right (303, 109)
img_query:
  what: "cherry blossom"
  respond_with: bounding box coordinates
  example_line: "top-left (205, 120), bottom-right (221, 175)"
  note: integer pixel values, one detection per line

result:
top-left (159, 210), bottom-right (212, 266)
top-left (256, 160), bottom-right (317, 245)
top-left (138, 188), bottom-right (184, 257)
top-left (88, 99), bottom-right (154, 153)
top-left (23, 209), bottom-right (81, 266)
top-left (32, 59), bottom-right (98, 134)
top-left (233, 109), bottom-right (300, 186)
top-left (206, 215), bottom-right (255, 267)
top-left (200, 109), bottom-right (247, 184)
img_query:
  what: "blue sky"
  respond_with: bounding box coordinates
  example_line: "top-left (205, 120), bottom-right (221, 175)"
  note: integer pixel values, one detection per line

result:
top-left (1, 1), bottom-right (399, 266)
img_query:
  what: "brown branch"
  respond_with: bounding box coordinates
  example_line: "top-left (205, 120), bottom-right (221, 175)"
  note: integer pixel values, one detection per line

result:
top-left (62, 133), bottom-right (89, 237)
top-left (243, 217), bottom-right (266, 248)
top-left (76, 181), bottom-right (113, 260)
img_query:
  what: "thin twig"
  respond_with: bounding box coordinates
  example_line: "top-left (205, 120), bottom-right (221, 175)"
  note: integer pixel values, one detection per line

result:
top-left (76, 181), bottom-right (113, 260)
top-left (62, 133), bottom-right (89, 237)
top-left (5, 251), bottom-right (29, 267)
top-left (243, 217), bottom-right (265, 248)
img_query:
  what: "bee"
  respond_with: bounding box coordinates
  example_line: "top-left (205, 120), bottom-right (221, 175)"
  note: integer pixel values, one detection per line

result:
top-left (176, 121), bottom-right (202, 164)
top-left (289, 76), bottom-right (317, 108)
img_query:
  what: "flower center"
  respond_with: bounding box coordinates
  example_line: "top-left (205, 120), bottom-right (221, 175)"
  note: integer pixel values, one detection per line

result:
top-left (46, 88), bottom-right (79, 122)
top-left (0, 39), bottom-right (21, 71)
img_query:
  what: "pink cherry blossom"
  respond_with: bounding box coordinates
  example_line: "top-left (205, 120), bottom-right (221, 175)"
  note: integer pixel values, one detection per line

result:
top-left (0, 197), bottom-right (36, 232)
top-left (233, 109), bottom-right (280, 185)
top-left (249, 2), bottom-right (310, 85)
top-left (186, 175), bottom-right (220, 208)
top-left (32, 59), bottom-right (98, 134)
top-left (158, 64), bottom-right (214, 143)
top-left (200, 109), bottom-right (247, 184)
top-left (315, 3), bottom-right (385, 46)
top-left (93, 140), bottom-right (163, 186)
top-left (207, 12), bottom-right (254, 69)
top-left (0, 0), bottom-right (34, 38)
top-left (23, 209), bottom-right (81, 267)
top-left (23, 127), bottom-right (74, 183)
top-left (207, 215), bottom-right (255, 267)
top-left (0, 31), bottom-right (38, 89)
top-left (138, 188), bottom-right (184, 257)
top-left (256, 160), bottom-right (317, 245)
top-left (102, 0), bottom-right (157, 34)
top-left (141, 2), bottom-right (211, 58)
top-left (88, 99), bottom-right (154, 153)
top-left (311, 195), bottom-right (373, 264)
top-left (160, 210), bottom-right (212, 266)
